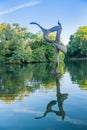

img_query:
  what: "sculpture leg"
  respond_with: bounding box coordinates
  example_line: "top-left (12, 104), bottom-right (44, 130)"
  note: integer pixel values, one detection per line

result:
top-left (54, 47), bottom-right (60, 73)
top-left (55, 47), bottom-right (59, 63)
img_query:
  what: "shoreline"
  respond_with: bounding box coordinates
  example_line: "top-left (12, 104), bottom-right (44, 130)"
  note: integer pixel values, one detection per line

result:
top-left (70, 57), bottom-right (87, 61)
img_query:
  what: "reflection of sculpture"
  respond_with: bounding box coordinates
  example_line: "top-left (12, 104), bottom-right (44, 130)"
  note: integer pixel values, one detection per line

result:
top-left (35, 75), bottom-right (68, 120)
top-left (30, 21), bottom-right (67, 66)
top-left (30, 22), bottom-right (68, 119)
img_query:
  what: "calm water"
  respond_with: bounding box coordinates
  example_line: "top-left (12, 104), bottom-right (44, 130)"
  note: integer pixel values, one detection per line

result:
top-left (0, 61), bottom-right (87, 130)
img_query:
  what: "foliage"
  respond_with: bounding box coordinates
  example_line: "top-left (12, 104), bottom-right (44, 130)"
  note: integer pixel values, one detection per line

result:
top-left (29, 39), bottom-right (55, 62)
top-left (0, 22), bottom-right (65, 63)
top-left (0, 23), bottom-right (32, 63)
top-left (66, 26), bottom-right (87, 58)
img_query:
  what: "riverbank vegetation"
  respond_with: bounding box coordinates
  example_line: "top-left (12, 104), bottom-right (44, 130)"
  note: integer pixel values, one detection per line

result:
top-left (0, 23), bottom-right (65, 64)
top-left (66, 26), bottom-right (87, 60)
top-left (0, 22), bottom-right (87, 63)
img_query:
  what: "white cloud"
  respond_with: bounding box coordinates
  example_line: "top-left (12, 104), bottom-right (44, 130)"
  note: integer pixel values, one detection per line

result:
top-left (0, 0), bottom-right (40, 16)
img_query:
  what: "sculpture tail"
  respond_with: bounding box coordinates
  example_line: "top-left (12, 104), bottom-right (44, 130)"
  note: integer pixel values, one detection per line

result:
top-left (30, 22), bottom-right (46, 32)
top-left (58, 21), bottom-right (62, 28)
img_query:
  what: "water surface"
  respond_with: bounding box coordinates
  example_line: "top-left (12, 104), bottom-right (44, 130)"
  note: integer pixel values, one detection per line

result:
top-left (0, 61), bottom-right (87, 130)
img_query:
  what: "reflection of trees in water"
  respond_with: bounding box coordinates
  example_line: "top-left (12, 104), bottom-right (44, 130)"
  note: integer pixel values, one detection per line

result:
top-left (0, 63), bottom-right (62, 103)
top-left (66, 61), bottom-right (87, 90)
top-left (0, 62), bottom-right (68, 119)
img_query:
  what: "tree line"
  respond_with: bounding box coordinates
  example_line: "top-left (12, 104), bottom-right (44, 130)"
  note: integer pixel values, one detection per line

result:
top-left (0, 22), bottom-right (87, 63)
top-left (0, 22), bottom-right (65, 63)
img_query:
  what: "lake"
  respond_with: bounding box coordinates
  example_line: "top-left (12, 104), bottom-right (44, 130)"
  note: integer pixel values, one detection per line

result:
top-left (0, 61), bottom-right (87, 130)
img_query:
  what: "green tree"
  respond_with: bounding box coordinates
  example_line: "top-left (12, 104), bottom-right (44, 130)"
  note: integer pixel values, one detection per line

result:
top-left (66, 26), bottom-right (87, 58)
top-left (0, 23), bottom-right (32, 63)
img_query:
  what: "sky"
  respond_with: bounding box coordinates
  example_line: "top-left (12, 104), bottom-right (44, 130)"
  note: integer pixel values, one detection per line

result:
top-left (0, 0), bottom-right (87, 45)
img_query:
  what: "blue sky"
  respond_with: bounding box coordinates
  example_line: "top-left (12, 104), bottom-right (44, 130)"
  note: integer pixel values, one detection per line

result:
top-left (0, 0), bottom-right (87, 44)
